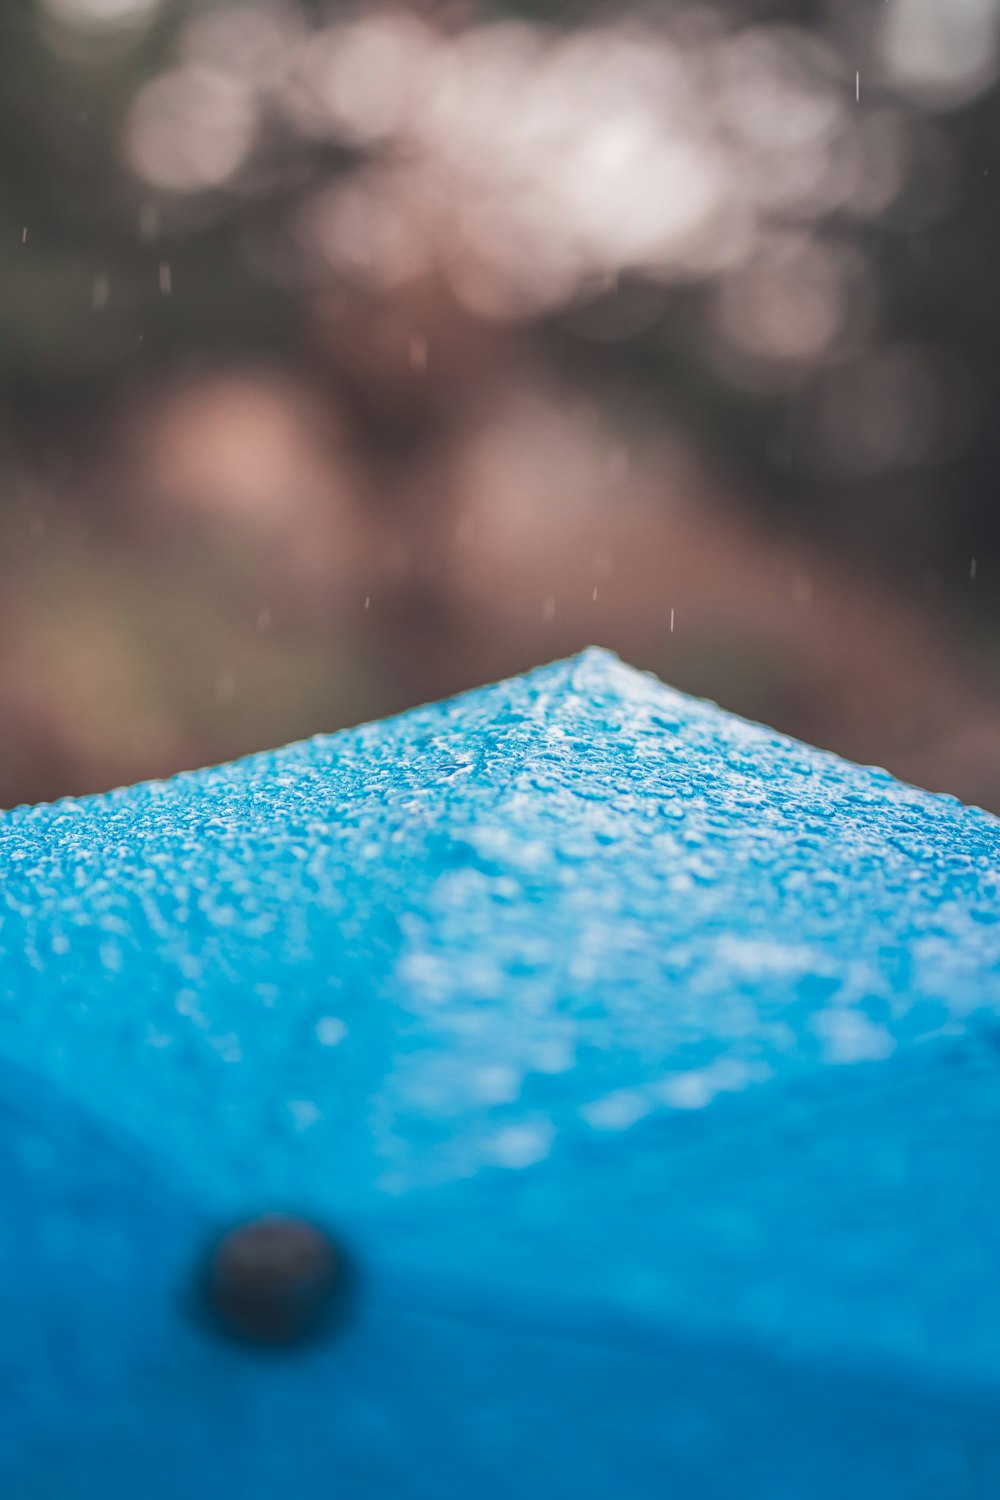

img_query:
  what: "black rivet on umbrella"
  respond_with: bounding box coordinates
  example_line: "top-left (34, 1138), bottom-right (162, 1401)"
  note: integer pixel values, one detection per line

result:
top-left (201, 1214), bottom-right (349, 1347)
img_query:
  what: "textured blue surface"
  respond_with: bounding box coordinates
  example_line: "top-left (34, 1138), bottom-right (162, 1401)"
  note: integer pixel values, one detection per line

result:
top-left (2, 647), bottom-right (1000, 1496)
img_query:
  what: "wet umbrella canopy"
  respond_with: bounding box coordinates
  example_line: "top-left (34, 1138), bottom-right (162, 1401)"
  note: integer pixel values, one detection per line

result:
top-left (2, 648), bottom-right (1000, 1497)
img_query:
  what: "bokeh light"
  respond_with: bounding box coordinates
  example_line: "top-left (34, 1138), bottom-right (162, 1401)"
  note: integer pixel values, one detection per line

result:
top-left (126, 66), bottom-right (257, 193)
top-left (39, 0), bottom-right (159, 33)
top-left (712, 236), bottom-right (871, 378)
top-left (880, 0), bottom-right (1000, 109)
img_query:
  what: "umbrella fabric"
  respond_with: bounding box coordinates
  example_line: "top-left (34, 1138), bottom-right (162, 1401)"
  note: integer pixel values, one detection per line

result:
top-left (2, 647), bottom-right (1000, 1497)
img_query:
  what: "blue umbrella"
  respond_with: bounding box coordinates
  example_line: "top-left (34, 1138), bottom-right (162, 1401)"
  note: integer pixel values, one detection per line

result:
top-left (2, 647), bottom-right (1000, 1497)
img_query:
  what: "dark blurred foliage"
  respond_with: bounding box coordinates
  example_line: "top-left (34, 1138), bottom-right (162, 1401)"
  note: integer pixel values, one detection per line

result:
top-left (2, 0), bottom-right (1000, 809)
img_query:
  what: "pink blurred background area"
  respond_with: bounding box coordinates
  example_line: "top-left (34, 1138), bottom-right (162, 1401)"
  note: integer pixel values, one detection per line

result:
top-left (3, 0), bottom-right (1000, 811)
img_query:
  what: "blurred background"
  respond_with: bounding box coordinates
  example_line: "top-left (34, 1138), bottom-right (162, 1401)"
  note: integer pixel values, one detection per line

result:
top-left (2, 0), bottom-right (1000, 811)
